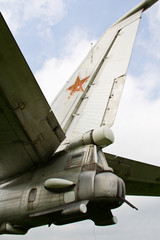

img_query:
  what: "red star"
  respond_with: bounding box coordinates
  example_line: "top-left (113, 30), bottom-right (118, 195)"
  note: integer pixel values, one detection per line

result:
top-left (67, 75), bottom-right (90, 99)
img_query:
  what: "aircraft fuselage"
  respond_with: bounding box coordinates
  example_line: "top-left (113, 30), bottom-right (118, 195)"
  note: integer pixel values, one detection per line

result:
top-left (0, 145), bottom-right (125, 234)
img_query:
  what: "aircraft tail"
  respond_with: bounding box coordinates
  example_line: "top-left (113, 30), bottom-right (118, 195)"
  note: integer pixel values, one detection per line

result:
top-left (51, 1), bottom-right (157, 143)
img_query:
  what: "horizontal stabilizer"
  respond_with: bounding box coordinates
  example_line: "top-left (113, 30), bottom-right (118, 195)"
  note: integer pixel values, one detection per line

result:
top-left (105, 152), bottom-right (160, 196)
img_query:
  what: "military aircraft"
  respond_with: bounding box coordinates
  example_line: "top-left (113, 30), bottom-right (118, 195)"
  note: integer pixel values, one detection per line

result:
top-left (0, 0), bottom-right (159, 235)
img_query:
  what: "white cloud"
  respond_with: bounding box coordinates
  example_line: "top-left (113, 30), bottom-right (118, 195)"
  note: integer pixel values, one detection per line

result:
top-left (0, 0), bottom-right (67, 32)
top-left (107, 72), bottom-right (160, 165)
top-left (139, 2), bottom-right (160, 59)
top-left (23, 0), bottom-right (66, 26)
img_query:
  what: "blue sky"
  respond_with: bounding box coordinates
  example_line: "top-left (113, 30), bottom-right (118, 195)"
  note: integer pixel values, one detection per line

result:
top-left (1, 0), bottom-right (160, 239)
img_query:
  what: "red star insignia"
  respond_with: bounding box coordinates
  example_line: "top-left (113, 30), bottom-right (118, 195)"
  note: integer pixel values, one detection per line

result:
top-left (67, 75), bottom-right (90, 99)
